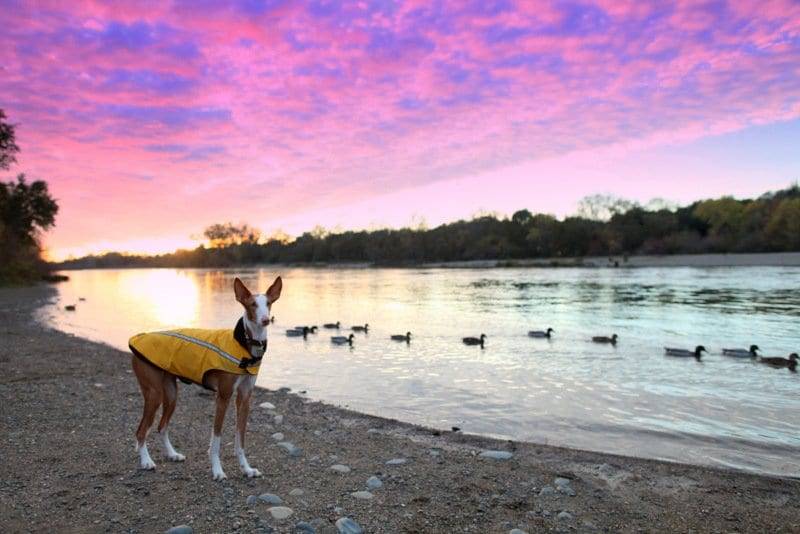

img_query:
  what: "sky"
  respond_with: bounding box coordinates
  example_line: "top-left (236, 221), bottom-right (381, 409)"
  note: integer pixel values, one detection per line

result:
top-left (1, 0), bottom-right (799, 261)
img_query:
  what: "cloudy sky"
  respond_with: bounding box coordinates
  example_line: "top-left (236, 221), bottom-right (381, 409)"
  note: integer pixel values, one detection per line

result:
top-left (1, 0), bottom-right (799, 260)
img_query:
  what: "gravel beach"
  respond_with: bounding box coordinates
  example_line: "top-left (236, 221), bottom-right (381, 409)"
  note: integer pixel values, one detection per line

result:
top-left (1, 285), bottom-right (798, 533)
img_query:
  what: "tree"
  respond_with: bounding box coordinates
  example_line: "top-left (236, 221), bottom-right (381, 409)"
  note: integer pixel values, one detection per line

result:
top-left (765, 198), bottom-right (800, 250)
top-left (577, 194), bottom-right (638, 221)
top-left (203, 222), bottom-right (261, 248)
top-left (0, 110), bottom-right (20, 170)
top-left (0, 174), bottom-right (59, 283)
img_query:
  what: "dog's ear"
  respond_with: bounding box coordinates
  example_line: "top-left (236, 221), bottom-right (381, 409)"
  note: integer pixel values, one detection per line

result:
top-left (266, 276), bottom-right (282, 304)
top-left (234, 277), bottom-right (252, 305)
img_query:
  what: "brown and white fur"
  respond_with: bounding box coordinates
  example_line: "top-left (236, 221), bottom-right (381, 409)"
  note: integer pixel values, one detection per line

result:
top-left (131, 276), bottom-right (282, 480)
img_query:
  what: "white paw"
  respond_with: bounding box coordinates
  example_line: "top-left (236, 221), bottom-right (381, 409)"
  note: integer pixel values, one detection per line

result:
top-left (167, 452), bottom-right (186, 462)
top-left (212, 468), bottom-right (227, 481)
top-left (244, 467), bottom-right (262, 478)
top-left (140, 459), bottom-right (156, 470)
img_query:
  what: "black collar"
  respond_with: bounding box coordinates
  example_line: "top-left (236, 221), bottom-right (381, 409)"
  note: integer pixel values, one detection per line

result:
top-left (234, 318), bottom-right (266, 369)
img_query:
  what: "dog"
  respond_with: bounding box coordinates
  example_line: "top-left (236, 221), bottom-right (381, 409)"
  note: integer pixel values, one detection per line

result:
top-left (129, 276), bottom-right (281, 479)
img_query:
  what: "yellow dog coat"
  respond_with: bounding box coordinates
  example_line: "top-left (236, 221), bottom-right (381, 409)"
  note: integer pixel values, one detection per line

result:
top-left (129, 325), bottom-right (261, 387)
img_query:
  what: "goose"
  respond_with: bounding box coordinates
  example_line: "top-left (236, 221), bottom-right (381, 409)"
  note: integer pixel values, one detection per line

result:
top-left (285, 327), bottom-right (309, 338)
top-left (758, 353), bottom-right (798, 371)
top-left (722, 345), bottom-right (759, 358)
top-left (331, 334), bottom-right (355, 346)
top-left (391, 332), bottom-right (412, 342)
top-left (351, 323), bottom-right (369, 333)
top-left (665, 345), bottom-right (706, 361)
top-left (270, 316), bottom-right (276, 324)
top-left (323, 322), bottom-right (340, 329)
top-left (528, 328), bottom-right (554, 338)
top-left (294, 325), bottom-right (318, 333)
top-left (64, 304), bottom-right (76, 311)
top-left (592, 334), bottom-right (618, 345)
top-left (462, 334), bottom-right (486, 347)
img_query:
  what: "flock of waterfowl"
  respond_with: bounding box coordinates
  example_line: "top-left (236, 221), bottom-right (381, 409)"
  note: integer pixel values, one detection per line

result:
top-left (283, 322), bottom-right (797, 372)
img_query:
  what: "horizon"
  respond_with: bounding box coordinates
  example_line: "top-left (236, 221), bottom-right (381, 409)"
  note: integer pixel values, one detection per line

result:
top-left (2, 1), bottom-right (799, 261)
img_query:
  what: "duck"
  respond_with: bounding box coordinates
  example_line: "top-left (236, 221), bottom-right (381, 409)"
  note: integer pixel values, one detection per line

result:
top-left (664, 345), bottom-right (706, 361)
top-left (391, 332), bottom-right (412, 343)
top-left (294, 325), bottom-right (318, 333)
top-left (462, 334), bottom-right (486, 347)
top-left (331, 334), bottom-right (355, 346)
top-left (722, 345), bottom-right (759, 358)
top-left (64, 304), bottom-right (76, 311)
top-left (758, 353), bottom-right (798, 371)
top-left (351, 323), bottom-right (369, 333)
top-left (323, 322), bottom-right (340, 329)
top-left (592, 334), bottom-right (618, 345)
top-left (285, 327), bottom-right (309, 338)
top-left (528, 328), bottom-right (554, 338)
top-left (270, 316), bottom-right (275, 324)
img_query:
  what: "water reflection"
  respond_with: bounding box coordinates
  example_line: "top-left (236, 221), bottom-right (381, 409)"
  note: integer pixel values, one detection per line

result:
top-left (42, 266), bottom-right (800, 477)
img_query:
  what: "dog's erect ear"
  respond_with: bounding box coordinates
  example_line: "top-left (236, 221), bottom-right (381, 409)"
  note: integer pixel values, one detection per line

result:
top-left (234, 277), bottom-right (252, 305)
top-left (266, 276), bottom-right (282, 304)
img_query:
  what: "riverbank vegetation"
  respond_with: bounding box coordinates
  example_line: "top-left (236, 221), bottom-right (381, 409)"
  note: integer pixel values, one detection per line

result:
top-left (0, 110), bottom-right (59, 285)
top-left (56, 184), bottom-right (799, 270)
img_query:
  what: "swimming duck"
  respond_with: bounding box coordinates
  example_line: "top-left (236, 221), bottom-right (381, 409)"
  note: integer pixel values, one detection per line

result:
top-left (528, 328), bottom-right (554, 338)
top-left (294, 325), bottom-right (318, 333)
top-left (351, 323), bottom-right (369, 333)
top-left (391, 332), bottom-right (412, 342)
top-left (286, 327), bottom-right (309, 338)
top-left (323, 322), bottom-right (340, 329)
top-left (64, 304), bottom-right (76, 311)
top-left (462, 334), bottom-right (486, 347)
top-left (722, 345), bottom-right (759, 358)
top-left (758, 353), bottom-right (798, 371)
top-left (592, 334), bottom-right (618, 345)
top-left (331, 334), bottom-right (355, 346)
top-left (664, 345), bottom-right (706, 361)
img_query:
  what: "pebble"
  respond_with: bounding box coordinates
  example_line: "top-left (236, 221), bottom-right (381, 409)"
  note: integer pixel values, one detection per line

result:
top-left (509, 530), bottom-right (528, 534)
top-left (330, 464), bottom-right (351, 473)
top-left (386, 458), bottom-right (407, 465)
top-left (350, 491), bottom-right (373, 500)
top-left (268, 506), bottom-right (294, 520)
top-left (274, 414), bottom-right (284, 425)
top-left (271, 432), bottom-right (285, 441)
top-left (246, 495), bottom-right (259, 505)
top-left (166, 526), bottom-right (193, 534)
top-left (557, 511), bottom-right (574, 521)
top-left (554, 477), bottom-right (576, 496)
top-left (295, 521), bottom-right (316, 533)
top-left (259, 493), bottom-right (283, 505)
top-left (366, 476), bottom-right (383, 490)
top-left (335, 517), bottom-right (364, 534)
top-left (289, 488), bottom-right (305, 497)
top-left (333, 506), bottom-right (344, 515)
top-left (259, 402), bottom-right (276, 410)
top-left (278, 442), bottom-right (303, 457)
top-left (539, 485), bottom-right (556, 496)
top-left (479, 450), bottom-right (513, 460)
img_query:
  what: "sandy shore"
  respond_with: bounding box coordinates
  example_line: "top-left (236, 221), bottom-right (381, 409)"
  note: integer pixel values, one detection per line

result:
top-left (1, 286), bottom-right (798, 533)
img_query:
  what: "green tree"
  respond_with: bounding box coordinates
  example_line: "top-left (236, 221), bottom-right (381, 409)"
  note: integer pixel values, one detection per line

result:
top-left (0, 175), bottom-right (59, 283)
top-left (765, 198), bottom-right (800, 250)
top-left (0, 110), bottom-right (20, 170)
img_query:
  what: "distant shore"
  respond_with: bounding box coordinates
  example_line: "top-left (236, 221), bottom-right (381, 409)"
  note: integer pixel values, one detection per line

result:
top-left (1, 285), bottom-right (799, 533)
top-left (52, 251), bottom-right (800, 272)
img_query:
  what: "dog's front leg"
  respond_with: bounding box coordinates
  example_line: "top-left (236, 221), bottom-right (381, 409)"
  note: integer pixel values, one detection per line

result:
top-left (235, 375), bottom-right (260, 478)
top-left (209, 380), bottom-right (234, 480)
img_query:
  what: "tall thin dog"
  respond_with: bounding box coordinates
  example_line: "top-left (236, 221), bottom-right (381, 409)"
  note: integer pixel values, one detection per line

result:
top-left (131, 276), bottom-right (282, 479)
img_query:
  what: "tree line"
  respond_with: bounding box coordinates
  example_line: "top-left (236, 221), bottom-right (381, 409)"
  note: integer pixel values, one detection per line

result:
top-left (56, 184), bottom-right (800, 270)
top-left (0, 110), bottom-right (59, 284)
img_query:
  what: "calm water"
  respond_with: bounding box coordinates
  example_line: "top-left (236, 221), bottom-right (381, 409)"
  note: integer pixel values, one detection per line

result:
top-left (40, 267), bottom-right (800, 477)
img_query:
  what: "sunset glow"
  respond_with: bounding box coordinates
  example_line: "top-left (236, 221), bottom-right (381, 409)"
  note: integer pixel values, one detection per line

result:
top-left (2, 1), bottom-right (799, 260)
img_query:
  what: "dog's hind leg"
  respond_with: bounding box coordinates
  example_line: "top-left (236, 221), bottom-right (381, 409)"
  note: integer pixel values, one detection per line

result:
top-left (234, 375), bottom-right (260, 478)
top-left (208, 374), bottom-right (234, 480)
top-left (157, 374), bottom-right (185, 462)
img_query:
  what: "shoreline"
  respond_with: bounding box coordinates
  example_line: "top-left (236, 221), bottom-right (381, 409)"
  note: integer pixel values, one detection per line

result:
top-left (2, 286), bottom-right (799, 533)
top-left (51, 251), bottom-right (800, 272)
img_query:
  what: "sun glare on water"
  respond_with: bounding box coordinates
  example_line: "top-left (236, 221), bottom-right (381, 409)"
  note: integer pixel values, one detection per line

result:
top-left (117, 270), bottom-right (200, 328)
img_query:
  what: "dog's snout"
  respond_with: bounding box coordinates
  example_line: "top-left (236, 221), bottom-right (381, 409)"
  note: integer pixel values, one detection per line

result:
top-left (261, 318), bottom-right (269, 326)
